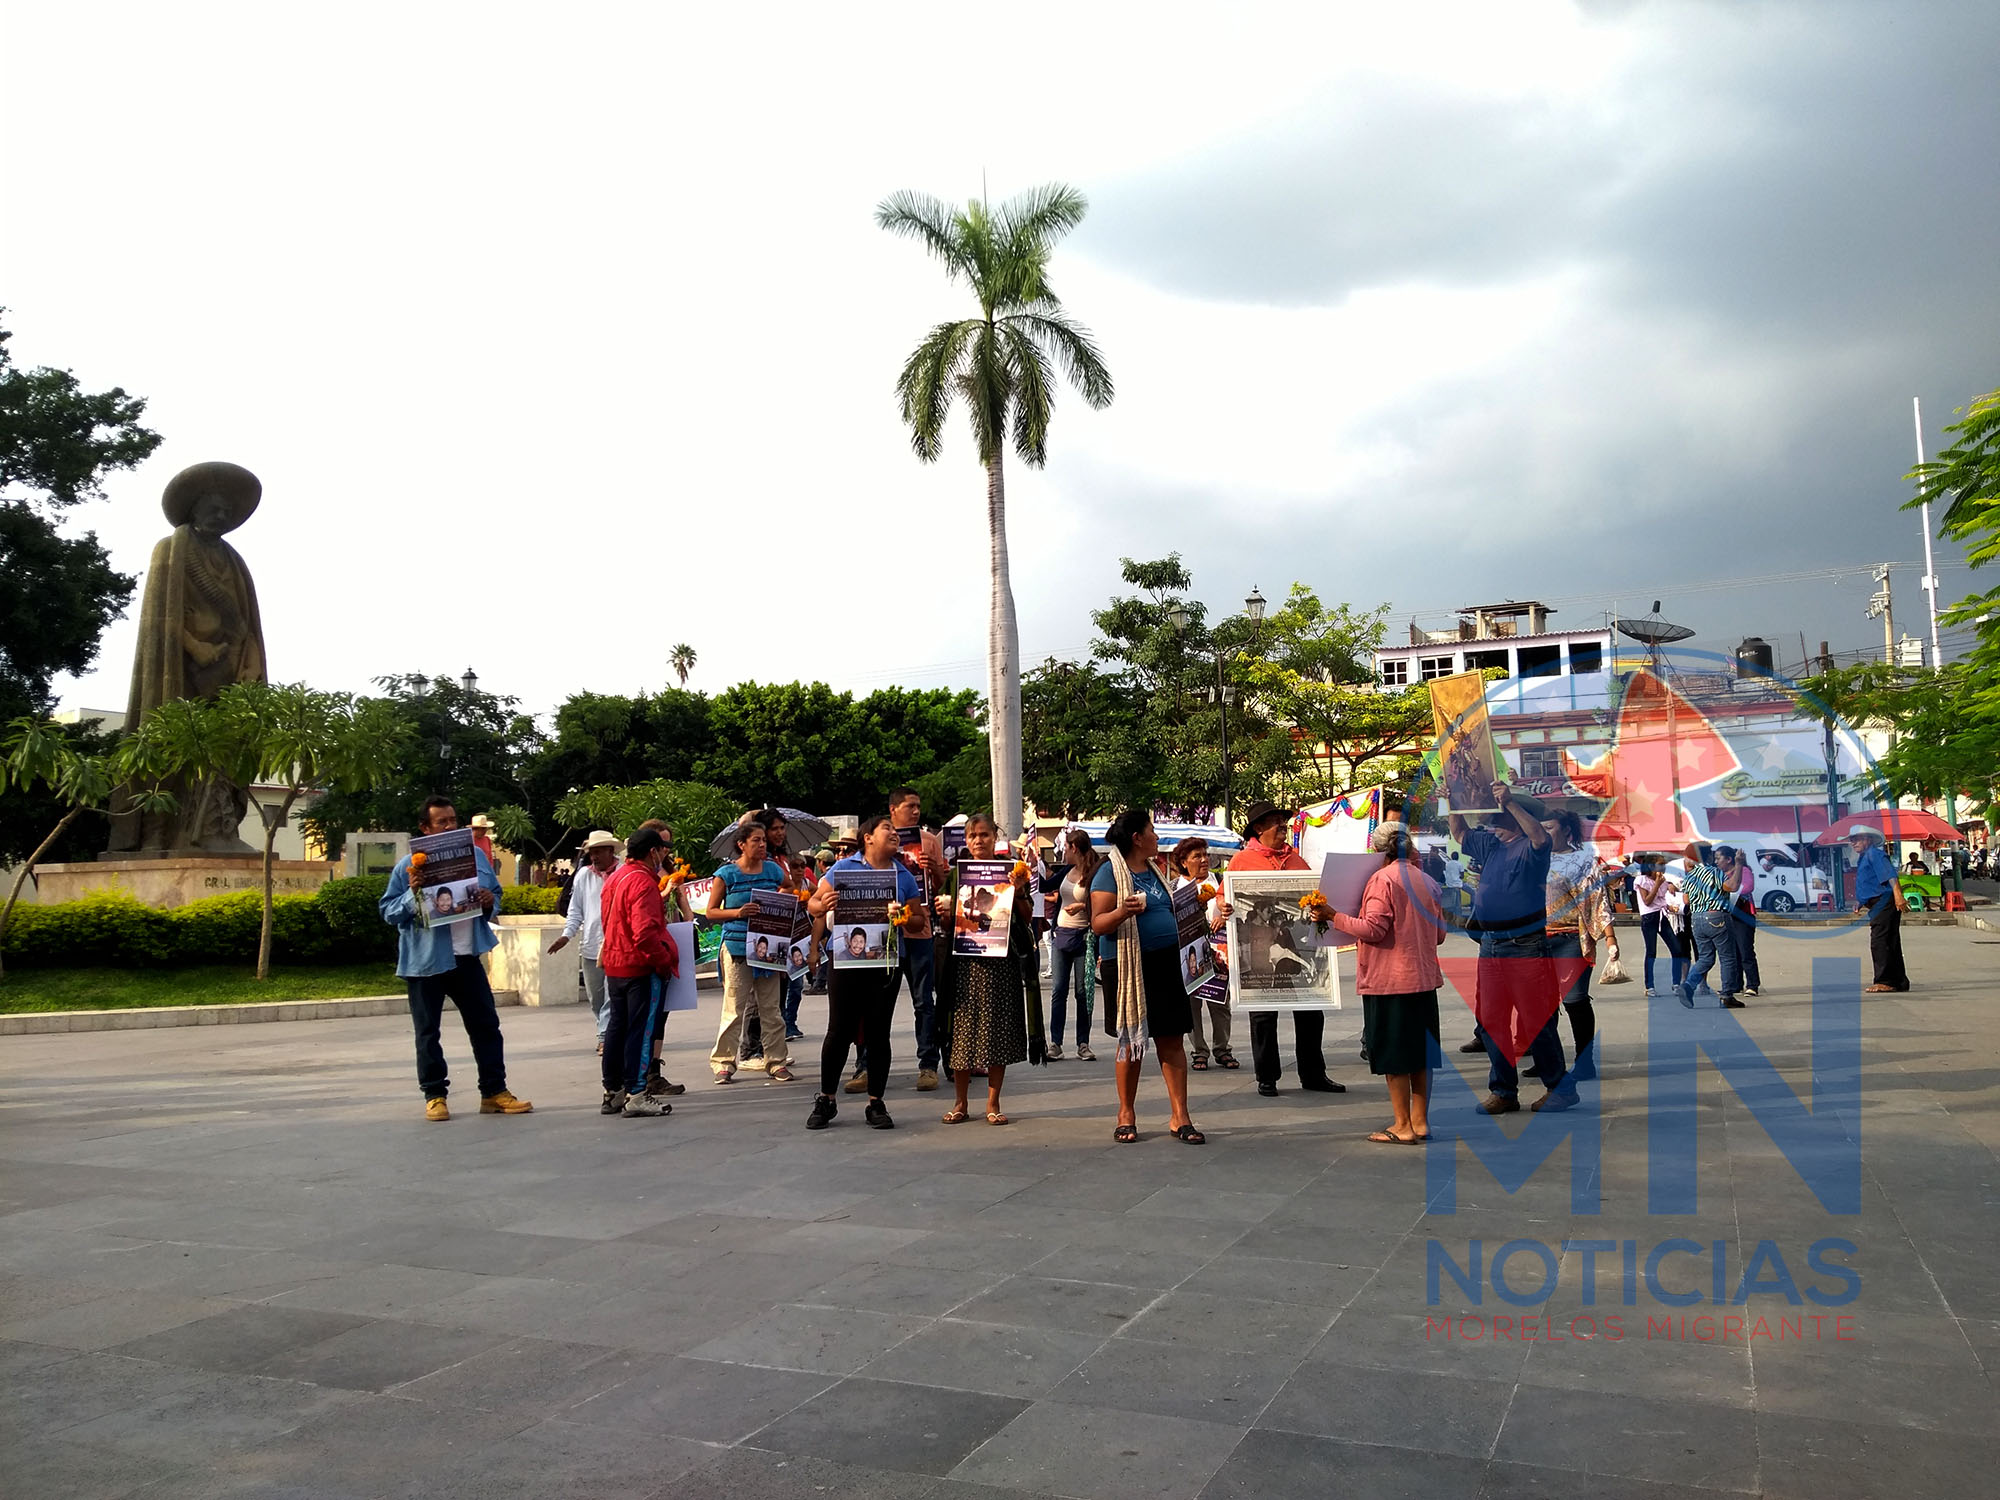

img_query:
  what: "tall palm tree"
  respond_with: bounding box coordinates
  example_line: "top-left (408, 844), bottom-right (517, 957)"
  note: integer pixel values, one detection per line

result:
top-left (670, 643), bottom-right (696, 687)
top-left (876, 183), bottom-right (1113, 836)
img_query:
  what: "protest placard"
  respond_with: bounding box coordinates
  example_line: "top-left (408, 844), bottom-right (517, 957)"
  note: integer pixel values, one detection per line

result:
top-left (952, 859), bottom-right (1014, 957)
top-left (1172, 880), bottom-right (1217, 993)
top-left (827, 865), bottom-right (897, 968)
top-left (896, 825), bottom-right (932, 901)
top-left (746, 889), bottom-right (809, 981)
top-left (409, 827), bottom-right (481, 927)
top-left (1222, 870), bottom-right (1341, 1011)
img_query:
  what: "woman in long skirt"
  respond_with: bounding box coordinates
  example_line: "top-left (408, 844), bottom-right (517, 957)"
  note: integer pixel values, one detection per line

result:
top-left (934, 813), bottom-right (1042, 1125)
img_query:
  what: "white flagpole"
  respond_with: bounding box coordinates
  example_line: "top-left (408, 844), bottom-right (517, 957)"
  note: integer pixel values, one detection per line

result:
top-left (1914, 396), bottom-right (1943, 669)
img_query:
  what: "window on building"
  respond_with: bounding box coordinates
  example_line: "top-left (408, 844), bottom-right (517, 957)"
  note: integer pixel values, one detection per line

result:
top-left (1517, 645), bottom-right (1561, 678)
top-left (1465, 649), bottom-right (1510, 676)
top-left (1519, 747), bottom-right (1563, 779)
top-left (1380, 659), bottom-right (1409, 686)
top-left (1569, 641), bottom-right (1603, 674)
top-left (1419, 656), bottom-right (1455, 680)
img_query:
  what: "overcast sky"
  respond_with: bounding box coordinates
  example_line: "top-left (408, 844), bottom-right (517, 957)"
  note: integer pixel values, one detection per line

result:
top-left (6, 0), bottom-right (1994, 722)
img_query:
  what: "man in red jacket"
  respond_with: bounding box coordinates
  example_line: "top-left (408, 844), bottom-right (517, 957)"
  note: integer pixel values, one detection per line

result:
top-left (598, 827), bottom-right (681, 1118)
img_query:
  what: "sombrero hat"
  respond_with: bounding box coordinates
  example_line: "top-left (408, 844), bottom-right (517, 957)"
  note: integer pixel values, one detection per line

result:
top-left (162, 462), bottom-right (261, 532)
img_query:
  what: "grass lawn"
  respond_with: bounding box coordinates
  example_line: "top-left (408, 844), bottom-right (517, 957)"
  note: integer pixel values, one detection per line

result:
top-left (0, 963), bottom-right (403, 1014)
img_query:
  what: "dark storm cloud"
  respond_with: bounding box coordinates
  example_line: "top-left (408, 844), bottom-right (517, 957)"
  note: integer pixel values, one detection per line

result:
top-left (1065, 0), bottom-right (1999, 666)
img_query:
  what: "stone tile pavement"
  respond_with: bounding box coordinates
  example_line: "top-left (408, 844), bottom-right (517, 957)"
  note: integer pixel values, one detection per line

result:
top-left (2, 923), bottom-right (1998, 1498)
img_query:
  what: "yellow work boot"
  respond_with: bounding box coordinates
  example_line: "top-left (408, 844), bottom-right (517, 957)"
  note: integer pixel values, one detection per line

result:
top-left (425, 1098), bottom-right (449, 1122)
top-left (480, 1091), bottom-right (533, 1114)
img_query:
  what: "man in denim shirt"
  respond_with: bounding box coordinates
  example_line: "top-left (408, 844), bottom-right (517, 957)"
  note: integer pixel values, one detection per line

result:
top-left (380, 796), bottom-right (533, 1122)
top-left (1848, 825), bottom-right (1909, 993)
top-left (1450, 783), bottom-right (1575, 1114)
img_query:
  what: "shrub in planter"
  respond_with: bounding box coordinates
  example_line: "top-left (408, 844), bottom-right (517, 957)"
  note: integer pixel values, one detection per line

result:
top-left (500, 885), bottom-right (559, 916)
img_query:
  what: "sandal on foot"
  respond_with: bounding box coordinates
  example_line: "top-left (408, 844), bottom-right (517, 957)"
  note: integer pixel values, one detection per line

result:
top-left (986, 1110), bottom-right (1010, 1126)
top-left (1113, 1122), bottom-right (1139, 1143)
top-left (1191, 1056), bottom-right (1209, 1071)
top-left (1367, 1128), bottom-right (1419, 1145)
top-left (941, 1105), bottom-right (970, 1124)
top-left (1216, 1053), bottom-right (1240, 1069)
top-left (1170, 1123), bottom-right (1206, 1145)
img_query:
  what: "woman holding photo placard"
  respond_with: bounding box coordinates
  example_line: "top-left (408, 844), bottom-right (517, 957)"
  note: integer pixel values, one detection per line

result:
top-left (1091, 809), bottom-right (1202, 1144)
top-left (932, 813), bottom-right (1039, 1125)
top-left (803, 814), bottom-right (919, 1130)
top-left (704, 821), bottom-right (794, 1084)
top-left (1168, 838), bottom-right (1237, 1071)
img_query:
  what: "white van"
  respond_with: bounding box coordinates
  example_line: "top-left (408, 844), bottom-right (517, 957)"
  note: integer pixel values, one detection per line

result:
top-left (1742, 840), bottom-right (1832, 913)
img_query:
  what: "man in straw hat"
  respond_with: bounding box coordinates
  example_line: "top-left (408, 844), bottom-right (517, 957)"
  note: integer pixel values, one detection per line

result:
top-left (1846, 824), bottom-right (1909, 993)
top-left (550, 831), bottom-right (623, 1052)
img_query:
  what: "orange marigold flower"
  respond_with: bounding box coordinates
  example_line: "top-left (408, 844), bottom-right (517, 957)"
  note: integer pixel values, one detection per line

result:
top-left (1011, 861), bottom-right (1029, 881)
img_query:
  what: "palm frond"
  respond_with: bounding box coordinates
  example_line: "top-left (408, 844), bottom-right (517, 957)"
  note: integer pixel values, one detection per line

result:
top-left (1003, 309), bottom-right (1115, 409)
top-left (1000, 324), bottom-right (1056, 466)
top-left (874, 191), bottom-right (974, 284)
top-left (893, 320), bottom-right (979, 462)
top-left (958, 323), bottom-right (1011, 464)
top-left (995, 183), bottom-right (1089, 257)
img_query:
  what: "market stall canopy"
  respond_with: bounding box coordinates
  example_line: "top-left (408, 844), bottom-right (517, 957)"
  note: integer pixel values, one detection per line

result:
top-left (1812, 809), bottom-right (1960, 846)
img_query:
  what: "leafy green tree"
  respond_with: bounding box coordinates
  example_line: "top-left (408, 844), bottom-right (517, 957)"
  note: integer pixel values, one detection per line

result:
top-left (1243, 588), bottom-right (1434, 803)
top-left (1020, 657), bottom-right (1150, 817)
top-left (554, 781), bottom-right (741, 875)
top-left (1805, 387), bottom-right (2000, 824)
top-left (0, 717), bottom-right (167, 978)
top-left (127, 683), bottom-right (409, 977)
top-left (0, 314), bottom-right (163, 722)
top-left (877, 183), bottom-right (1113, 836)
top-left (301, 672), bottom-right (546, 857)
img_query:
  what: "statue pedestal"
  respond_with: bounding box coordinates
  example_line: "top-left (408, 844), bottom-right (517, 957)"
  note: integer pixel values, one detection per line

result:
top-left (489, 916), bottom-right (579, 1007)
top-left (36, 857), bottom-right (338, 909)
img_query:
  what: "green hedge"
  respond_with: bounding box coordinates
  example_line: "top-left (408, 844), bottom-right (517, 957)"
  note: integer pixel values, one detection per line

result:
top-left (500, 884), bottom-right (560, 915)
top-left (3, 875), bottom-right (398, 969)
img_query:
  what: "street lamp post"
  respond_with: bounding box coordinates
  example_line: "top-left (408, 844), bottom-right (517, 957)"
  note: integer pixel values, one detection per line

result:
top-left (1170, 589), bottom-right (1266, 828)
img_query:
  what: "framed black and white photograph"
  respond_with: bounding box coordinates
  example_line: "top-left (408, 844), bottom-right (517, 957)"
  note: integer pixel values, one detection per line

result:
top-left (1222, 871), bottom-right (1341, 1011)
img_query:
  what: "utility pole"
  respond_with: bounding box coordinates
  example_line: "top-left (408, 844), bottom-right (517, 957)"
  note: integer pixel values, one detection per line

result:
top-left (1820, 640), bottom-right (1844, 913)
top-left (1865, 564), bottom-right (1896, 665)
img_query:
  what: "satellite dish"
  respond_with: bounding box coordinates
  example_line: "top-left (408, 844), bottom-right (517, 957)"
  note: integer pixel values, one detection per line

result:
top-left (1615, 604), bottom-right (1694, 668)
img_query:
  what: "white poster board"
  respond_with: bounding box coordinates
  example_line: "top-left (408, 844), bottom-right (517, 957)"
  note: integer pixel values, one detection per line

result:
top-left (662, 922), bottom-right (700, 1011)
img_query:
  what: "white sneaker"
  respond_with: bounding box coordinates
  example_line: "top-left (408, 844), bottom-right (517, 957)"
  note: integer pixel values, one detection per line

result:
top-left (1046, 1046), bottom-right (1065, 1061)
top-left (622, 1093), bottom-right (671, 1117)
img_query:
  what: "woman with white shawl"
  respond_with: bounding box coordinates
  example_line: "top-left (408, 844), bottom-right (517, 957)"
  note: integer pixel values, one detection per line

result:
top-left (1088, 809), bottom-right (1203, 1144)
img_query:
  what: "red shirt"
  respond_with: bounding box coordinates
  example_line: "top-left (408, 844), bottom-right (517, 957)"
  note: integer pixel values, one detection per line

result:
top-left (598, 860), bottom-right (680, 979)
top-left (1226, 840), bottom-right (1310, 873)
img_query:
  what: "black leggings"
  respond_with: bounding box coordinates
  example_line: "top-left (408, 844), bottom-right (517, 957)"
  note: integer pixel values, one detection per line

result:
top-left (820, 966), bottom-right (897, 1098)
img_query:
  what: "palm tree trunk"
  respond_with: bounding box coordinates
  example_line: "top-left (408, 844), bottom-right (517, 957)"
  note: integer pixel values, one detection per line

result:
top-left (0, 808), bottom-right (81, 981)
top-left (255, 790), bottom-right (299, 981)
top-left (985, 451), bottom-right (1023, 838)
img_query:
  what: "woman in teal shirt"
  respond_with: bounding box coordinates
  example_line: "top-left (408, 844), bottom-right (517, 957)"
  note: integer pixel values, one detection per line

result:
top-left (704, 820), bottom-right (795, 1082)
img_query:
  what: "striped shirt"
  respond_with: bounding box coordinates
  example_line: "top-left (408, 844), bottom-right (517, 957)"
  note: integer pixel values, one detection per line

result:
top-left (1681, 860), bottom-right (1730, 914)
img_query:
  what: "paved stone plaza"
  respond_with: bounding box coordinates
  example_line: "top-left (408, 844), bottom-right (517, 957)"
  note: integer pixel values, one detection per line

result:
top-left (3, 924), bottom-right (1997, 1499)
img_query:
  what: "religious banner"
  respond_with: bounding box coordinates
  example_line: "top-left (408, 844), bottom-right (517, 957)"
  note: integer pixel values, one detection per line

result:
top-left (827, 865), bottom-right (897, 968)
top-left (409, 828), bottom-right (481, 927)
top-left (1223, 870), bottom-right (1341, 1011)
top-left (681, 877), bottom-right (723, 966)
top-left (952, 858), bottom-right (1014, 957)
top-left (1430, 670), bottom-right (1501, 816)
top-left (897, 824), bottom-right (932, 901)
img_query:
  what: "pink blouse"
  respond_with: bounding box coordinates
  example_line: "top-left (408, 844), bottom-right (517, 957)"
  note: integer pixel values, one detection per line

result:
top-left (1330, 862), bottom-right (1449, 996)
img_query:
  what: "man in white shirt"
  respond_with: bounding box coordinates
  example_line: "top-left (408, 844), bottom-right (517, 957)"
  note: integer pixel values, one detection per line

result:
top-left (549, 830), bottom-right (622, 1053)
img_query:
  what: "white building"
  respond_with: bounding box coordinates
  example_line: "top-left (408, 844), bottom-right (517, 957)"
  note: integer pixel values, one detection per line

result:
top-left (1375, 600), bottom-right (1614, 686)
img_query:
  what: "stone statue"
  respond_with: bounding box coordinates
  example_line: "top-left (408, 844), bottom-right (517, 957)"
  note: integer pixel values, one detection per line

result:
top-left (105, 462), bottom-right (267, 854)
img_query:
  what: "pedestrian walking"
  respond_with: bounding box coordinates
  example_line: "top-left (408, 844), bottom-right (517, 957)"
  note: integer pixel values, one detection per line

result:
top-left (379, 796), bottom-right (533, 1122)
top-left (1091, 808), bottom-right (1202, 1144)
top-left (805, 814), bottom-right (922, 1130)
top-left (547, 830), bottom-right (621, 1053)
top-left (1230, 801), bottom-right (1342, 1097)
top-left (1168, 837), bottom-right (1237, 1071)
top-left (1718, 845), bottom-right (1763, 996)
top-left (1448, 783), bottom-right (1575, 1114)
top-left (634, 819), bottom-right (691, 1097)
top-left (1633, 853), bottom-right (1687, 995)
top-left (597, 827), bottom-right (680, 1117)
top-left (1674, 841), bottom-right (1743, 1009)
top-left (935, 813), bottom-right (1042, 1125)
top-left (1328, 823), bottom-right (1449, 1144)
top-left (1848, 825), bottom-right (1910, 992)
top-left (705, 820), bottom-right (796, 1083)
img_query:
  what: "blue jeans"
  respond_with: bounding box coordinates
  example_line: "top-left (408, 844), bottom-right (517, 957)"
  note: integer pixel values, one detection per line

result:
top-left (1049, 938), bottom-right (1084, 1046)
top-left (783, 974), bottom-right (803, 1033)
top-left (1476, 931), bottom-right (1570, 1099)
top-left (1639, 912), bottom-right (1686, 992)
top-left (1681, 909), bottom-right (1741, 1000)
top-left (407, 956), bottom-right (508, 1100)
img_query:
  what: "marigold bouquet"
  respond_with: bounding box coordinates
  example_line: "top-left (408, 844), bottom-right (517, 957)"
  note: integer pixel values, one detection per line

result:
top-left (1299, 890), bottom-right (1332, 933)
top-left (409, 851), bottom-right (430, 929)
